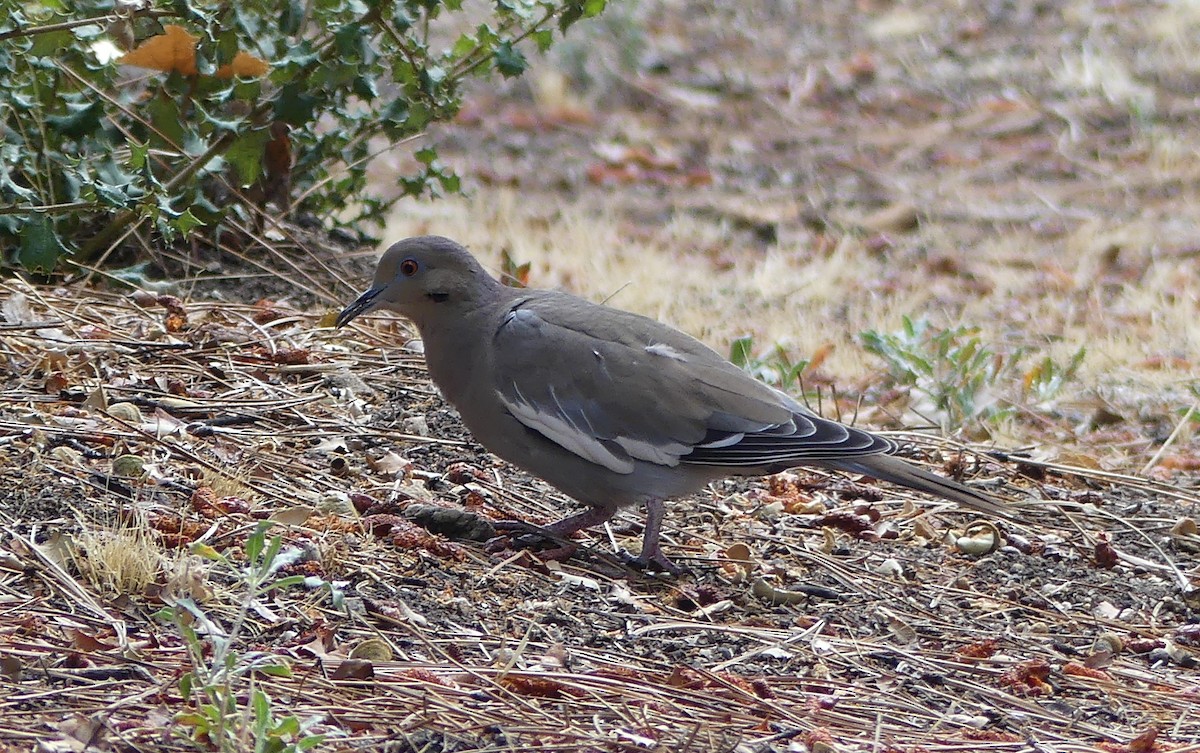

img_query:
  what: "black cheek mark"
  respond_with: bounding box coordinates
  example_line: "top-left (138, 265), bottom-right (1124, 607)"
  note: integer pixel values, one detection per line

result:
top-left (427, 292), bottom-right (449, 303)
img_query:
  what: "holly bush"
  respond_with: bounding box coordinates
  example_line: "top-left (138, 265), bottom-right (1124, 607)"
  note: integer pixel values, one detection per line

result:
top-left (0, 0), bottom-right (605, 271)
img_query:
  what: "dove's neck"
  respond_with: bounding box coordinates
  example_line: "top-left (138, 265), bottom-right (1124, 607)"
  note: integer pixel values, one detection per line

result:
top-left (415, 286), bottom-right (518, 408)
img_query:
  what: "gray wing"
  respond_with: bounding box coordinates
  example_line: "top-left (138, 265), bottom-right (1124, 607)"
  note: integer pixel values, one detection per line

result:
top-left (491, 293), bottom-right (889, 475)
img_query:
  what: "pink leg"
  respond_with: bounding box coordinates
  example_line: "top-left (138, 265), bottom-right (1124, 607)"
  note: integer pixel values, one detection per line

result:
top-left (490, 506), bottom-right (619, 561)
top-left (495, 503), bottom-right (682, 574)
top-left (625, 498), bottom-right (682, 574)
top-left (544, 506), bottom-right (619, 535)
top-left (493, 505), bottom-right (618, 537)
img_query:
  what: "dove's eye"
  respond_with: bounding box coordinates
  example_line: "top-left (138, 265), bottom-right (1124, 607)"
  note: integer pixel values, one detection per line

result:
top-left (399, 258), bottom-right (419, 276)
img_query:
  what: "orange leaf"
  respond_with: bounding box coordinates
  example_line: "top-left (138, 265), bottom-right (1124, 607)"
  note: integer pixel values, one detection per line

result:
top-left (121, 25), bottom-right (270, 79)
top-left (807, 342), bottom-right (835, 371)
top-left (1062, 661), bottom-right (1110, 680)
top-left (215, 51), bottom-right (270, 79)
top-left (1129, 727), bottom-right (1158, 753)
top-left (120, 25), bottom-right (199, 76)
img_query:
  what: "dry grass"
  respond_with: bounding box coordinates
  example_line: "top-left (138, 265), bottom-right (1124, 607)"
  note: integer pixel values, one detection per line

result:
top-left (73, 509), bottom-right (165, 597)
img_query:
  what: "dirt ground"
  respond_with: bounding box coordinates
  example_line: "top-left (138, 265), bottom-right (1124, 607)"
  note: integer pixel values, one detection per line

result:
top-left (3, 1), bottom-right (1200, 751)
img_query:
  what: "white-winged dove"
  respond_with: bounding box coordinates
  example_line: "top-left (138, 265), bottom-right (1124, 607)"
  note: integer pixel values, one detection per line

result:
top-left (338, 236), bottom-right (1008, 572)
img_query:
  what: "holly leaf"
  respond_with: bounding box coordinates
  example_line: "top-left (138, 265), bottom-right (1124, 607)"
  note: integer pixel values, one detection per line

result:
top-left (18, 215), bottom-right (71, 272)
top-left (493, 41), bottom-right (526, 78)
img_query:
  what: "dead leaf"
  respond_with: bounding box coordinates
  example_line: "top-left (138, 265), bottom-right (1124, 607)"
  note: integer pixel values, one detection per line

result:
top-left (215, 51), bottom-right (270, 78)
top-left (270, 506), bottom-right (314, 526)
top-left (1128, 727), bottom-right (1158, 753)
top-left (1094, 534), bottom-right (1119, 569)
top-left (44, 371), bottom-right (69, 393)
top-left (0, 654), bottom-right (21, 681)
top-left (119, 25), bottom-right (200, 76)
top-left (751, 577), bottom-right (807, 605)
top-left (56, 713), bottom-right (108, 751)
top-left (120, 25), bottom-right (269, 79)
top-left (999, 659), bottom-right (1052, 696)
top-left (2, 291), bottom-right (33, 324)
top-left (34, 530), bottom-right (75, 572)
top-left (82, 386), bottom-right (108, 412)
top-left (69, 628), bottom-right (117, 653)
top-left (348, 638), bottom-right (392, 661)
top-left (860, 202), bottom-right (919, 233)
top-left (329, 658), bottom-right (374, 680)
top-left (368, 451), bottom-right (412, 478)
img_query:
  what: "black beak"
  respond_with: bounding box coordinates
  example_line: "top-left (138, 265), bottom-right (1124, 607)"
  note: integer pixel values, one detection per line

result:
top-left (335, 287), bottom-right (382, 328)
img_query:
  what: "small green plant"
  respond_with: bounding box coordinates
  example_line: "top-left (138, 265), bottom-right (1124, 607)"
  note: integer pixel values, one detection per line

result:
top-left (859, 316), bottom-right (1085, 432)
top-left (159, 522), bottom-right (319, 752)
top-left (729, 335), bottom-right (810, 394)
top-left (1022, 348), bottom-right (1086, 405)
top-left (860, 316), bottom-right (1001, 431)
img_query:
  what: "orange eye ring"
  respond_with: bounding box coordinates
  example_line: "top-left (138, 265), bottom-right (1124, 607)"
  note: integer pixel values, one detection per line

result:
top-left (399, 258), bottom-right (419, 276)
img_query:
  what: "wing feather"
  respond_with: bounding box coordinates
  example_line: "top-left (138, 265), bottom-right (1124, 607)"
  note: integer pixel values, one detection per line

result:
top-left (492, 293), bottom-right (892, 474)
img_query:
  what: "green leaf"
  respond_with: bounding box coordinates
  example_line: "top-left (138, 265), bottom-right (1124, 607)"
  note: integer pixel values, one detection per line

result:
top-left (274, 83), bottom-right (318, 125)
top-left (197, 101), bottom-right (245, 134)
top-left (47, 101), bottom-right (104, 139)
top-left (28, 30), bottom-right (73, 58)
top-left (128, 141), bottom-right (150, 171)
top-left (532, 29), bottom-right (554, 53)
top-left (279, 0), bottom-right (304, 34)
top-left (260, 525), bottom-right (283, 568)
top-left (474, 23), bottom-right (499, 50)
top-left (493, 41), bottom-right (527, 78)
top-left (71, 24), bottom-right (103, 39)
top-left (232, 78), bottom-right (263, 101)
top-left (93, 179), bottom-right (134, 208)
top-left (146, 96), bottom-right (186, 149)
top-left (266, 575), bottom-right (306, 590)
top-left (174, 711), bottom-right (209, 727)
top-left (424, 64), bottom-right (447, 86)
top-left (18, 214), bottom-right (70, 272)
top-left (272, 715), bottom-right (300, 736)
top-left (0, 9), bottom-right (29, 35)
top-left (559, 0), bottom-right (604, 31)
top-left (0, 167), bottom-right (36, 202)
top-left (451, 32), bottom-right (477, 58)
top-left (226, 128), bottom-right (272, 186)
top-left (391, 6), bottom-right (415, 31)
top-left (252, 689), bottom-right (271, 726)
top-left (245, 526), bottom-right (265, 562)
top-left (171, 0), bottom-right (211, 24)
top-left (729, 335), bottom-right (753, 369)
top-left (333, 23), bottom-right (367, 58)
top-left (437, 171), bottom-right (460, 193)
top-left (172, 209), bottom-right (205, 235)
top-left (191, 542), bottom-right (224, 561)
top-left (255, 662), bottom-right (294, 678)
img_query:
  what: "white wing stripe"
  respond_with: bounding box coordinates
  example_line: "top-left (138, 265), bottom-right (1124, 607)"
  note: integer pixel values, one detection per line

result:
top-left (500, 391), bottom-right (635, 474)
top-left (614, 435), bottom-right (686, 466)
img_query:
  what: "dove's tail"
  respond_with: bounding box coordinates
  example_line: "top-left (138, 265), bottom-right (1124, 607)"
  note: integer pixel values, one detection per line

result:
top-left (821, 453), bottom-right (1013, 520)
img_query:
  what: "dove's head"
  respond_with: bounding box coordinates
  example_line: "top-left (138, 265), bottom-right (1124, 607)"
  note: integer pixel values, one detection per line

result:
top-left (336, 236), bottom-right (502, 329)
